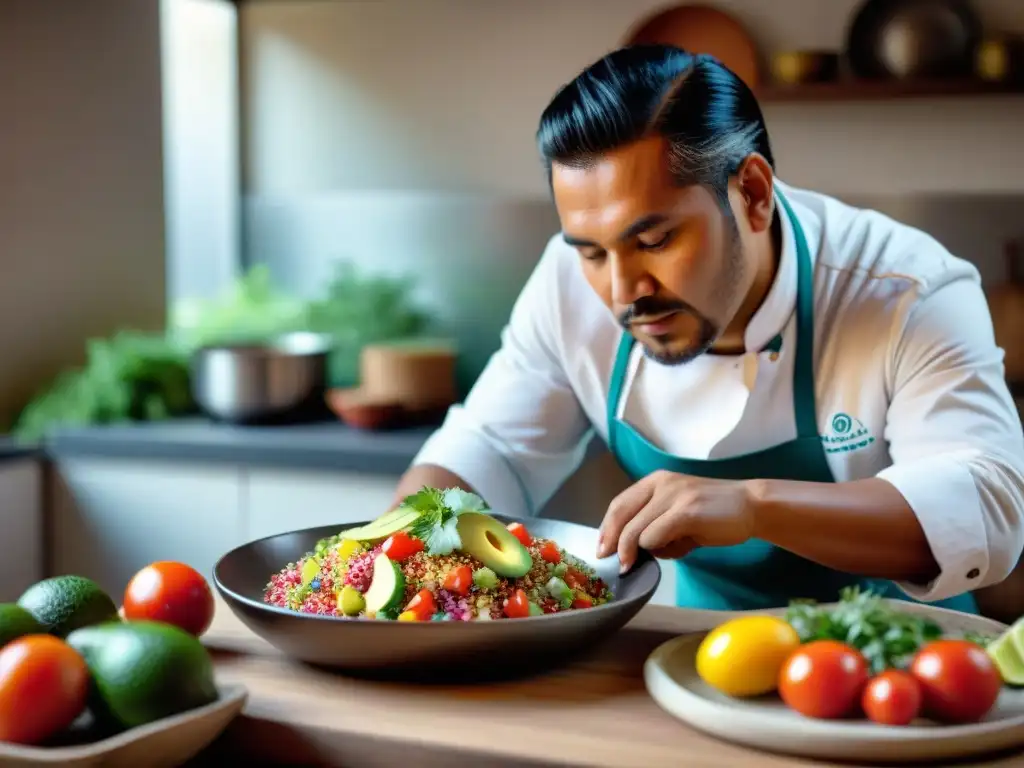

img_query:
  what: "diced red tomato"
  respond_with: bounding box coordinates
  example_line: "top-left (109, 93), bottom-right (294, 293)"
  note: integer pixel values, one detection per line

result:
top-left (382, 531), bottom-right (424, 562)
top-left (443, 565), bottom-right (472, 596)
top-left (564, 568), bottom-right (588, 590)
top-left (507, 522), bottom-right (532, 546)
top-left (503, 589), bottom-right (531, 619)
top-left (538, 540), bottom-right (561, 564)
top-left (571, 595), bottom-right (593, 609)
top-left (404, 589), bottom-right (436, 619)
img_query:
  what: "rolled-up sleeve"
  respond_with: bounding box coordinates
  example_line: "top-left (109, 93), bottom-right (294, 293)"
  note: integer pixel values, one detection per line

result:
top-left (411, 237), bottom-right (593, 518)
top-left (877, 274), bottom-right (1024, 601)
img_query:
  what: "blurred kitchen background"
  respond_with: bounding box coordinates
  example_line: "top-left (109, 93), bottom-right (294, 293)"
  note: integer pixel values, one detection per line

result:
top-left (2, 0), bottom-right (1024, 609)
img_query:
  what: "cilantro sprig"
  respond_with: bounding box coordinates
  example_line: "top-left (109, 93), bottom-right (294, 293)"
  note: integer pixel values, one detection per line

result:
top-left (785, 587), bottom-right (945, 675)
top-left (404, 487), bottom-right (489, 555)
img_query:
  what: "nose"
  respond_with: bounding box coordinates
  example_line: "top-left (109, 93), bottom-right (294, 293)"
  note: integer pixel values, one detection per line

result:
top-left (609, 253), bottom-right (655, 307)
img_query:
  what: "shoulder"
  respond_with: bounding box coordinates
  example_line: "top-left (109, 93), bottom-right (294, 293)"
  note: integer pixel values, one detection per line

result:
top-left (510, 233), bottom-right (619, 371)
top-left (782, 184), bottom-right (984, 351)
top-left (785, 183), bottom-right (981, 302)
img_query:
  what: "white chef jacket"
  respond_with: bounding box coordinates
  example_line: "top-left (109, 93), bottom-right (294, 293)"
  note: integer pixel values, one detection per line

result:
top-left (412, 180), bottom-right (1024, 602)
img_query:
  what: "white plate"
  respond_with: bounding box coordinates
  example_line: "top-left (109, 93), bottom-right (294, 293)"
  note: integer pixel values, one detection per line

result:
top-left (0, 684), bottom-right (247, 768)
top-left (644, 601), bottom-right (1024, 764)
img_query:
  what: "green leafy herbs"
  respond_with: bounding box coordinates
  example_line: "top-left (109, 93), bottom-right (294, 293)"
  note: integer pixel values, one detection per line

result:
top-left (12, 331), bottom-right (195, 441)
top-left (405, 487), bottom-right (489, 555)
top-left (785, 587), bottom-right (944, 675)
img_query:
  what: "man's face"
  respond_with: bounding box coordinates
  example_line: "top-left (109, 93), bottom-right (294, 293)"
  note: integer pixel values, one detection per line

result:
top-left (552, 136), bottom-right (752, 365)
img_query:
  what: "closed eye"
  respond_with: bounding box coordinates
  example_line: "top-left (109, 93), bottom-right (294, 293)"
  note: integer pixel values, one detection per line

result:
top-left (638, 230), bottom-right (675, 251)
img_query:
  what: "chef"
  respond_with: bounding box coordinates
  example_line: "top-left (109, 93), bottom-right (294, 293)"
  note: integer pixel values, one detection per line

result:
top-left (390, 45), bottom-right (1024, 614)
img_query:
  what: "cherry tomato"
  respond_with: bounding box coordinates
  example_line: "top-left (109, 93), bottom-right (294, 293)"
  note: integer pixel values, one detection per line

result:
top-left (778, 640), bottom-right (869, 719)
top-left (504, 589), bottom-right (531, 619)
top-left (564, 568), bottom-right (589, 590)
top-left (507, 522), bottom-right (532, 547)
top-left (0, 635), bottom-right (89, 745)
top-left (862, 669), bottom-right (922, 726)
top-left (123, 561), bottom-right (215, 636)
top-left (538, 540), bottom-right (561, 564)
top-left (381, 532), bottom-right (424, 562)
top-left (443, 565), bottom-right (473, 596)
top-left (909, 640), bottom-right (1002, 724)
top-left (404, 589), bottom-right (436, 620)
top-left (571, 595), bottom-right (593, 609)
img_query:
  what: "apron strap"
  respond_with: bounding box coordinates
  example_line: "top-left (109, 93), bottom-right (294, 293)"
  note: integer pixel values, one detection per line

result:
top-left (606, 332), bottom-right (635, 456)
top-left (776, 190), bottom-right (820, 440)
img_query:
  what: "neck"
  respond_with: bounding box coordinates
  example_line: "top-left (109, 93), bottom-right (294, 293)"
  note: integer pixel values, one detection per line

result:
top-left (712, 212), bottom-right (782, 355)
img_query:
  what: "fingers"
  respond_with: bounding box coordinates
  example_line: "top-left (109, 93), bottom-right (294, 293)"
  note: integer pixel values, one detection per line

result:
top-left (597, 477), bottom-right (654, 558)
top-left (649, 538), bottom-right (698, 560)
top-left (614, 501), bottom-right (671, 573)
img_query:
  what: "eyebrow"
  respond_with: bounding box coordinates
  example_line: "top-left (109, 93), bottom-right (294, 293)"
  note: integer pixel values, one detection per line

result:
top-left (562, 213), bottom-right (671, 248)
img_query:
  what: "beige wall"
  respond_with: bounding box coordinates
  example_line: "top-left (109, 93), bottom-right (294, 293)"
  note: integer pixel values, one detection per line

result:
top-left (240, 0), bottom-right (1024, 198)
top-left (0, 0), bottom-right (168, 429)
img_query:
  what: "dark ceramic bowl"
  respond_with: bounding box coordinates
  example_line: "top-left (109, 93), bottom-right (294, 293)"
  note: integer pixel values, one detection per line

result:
top-left (213, 516), bottom-right (661, 681)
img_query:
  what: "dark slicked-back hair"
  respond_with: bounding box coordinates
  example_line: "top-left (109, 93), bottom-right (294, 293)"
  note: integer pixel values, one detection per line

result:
top-left (537, 45), bottom-right (774, 207)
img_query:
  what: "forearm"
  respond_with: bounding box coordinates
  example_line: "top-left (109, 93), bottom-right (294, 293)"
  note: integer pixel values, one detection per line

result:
top-left (390, 464), bottom-right (476, 509)
top-left (747, 477), bottom-right (940, 584)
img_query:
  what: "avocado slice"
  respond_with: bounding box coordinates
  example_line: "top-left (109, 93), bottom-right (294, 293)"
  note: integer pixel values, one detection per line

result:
top-left (363, 554), bottom-right (406, 615)
top-left (456, 513), bottom-right (533, 578)
top-left (340, 506), bottom-right (422, 542)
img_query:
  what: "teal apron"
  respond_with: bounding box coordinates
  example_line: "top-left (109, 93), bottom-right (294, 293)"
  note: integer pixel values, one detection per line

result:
top-left (605, 191), bottom-right (978, 614)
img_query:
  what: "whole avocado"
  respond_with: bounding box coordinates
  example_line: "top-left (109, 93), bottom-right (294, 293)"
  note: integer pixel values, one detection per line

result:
top-left (17, 575), bottom-right (119, 637)
top-left (66, 620), bottom-right (219, 729)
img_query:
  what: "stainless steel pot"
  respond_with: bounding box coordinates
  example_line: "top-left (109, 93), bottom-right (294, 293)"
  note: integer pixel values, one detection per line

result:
top-left (190, 332), bottom-right (332, 424)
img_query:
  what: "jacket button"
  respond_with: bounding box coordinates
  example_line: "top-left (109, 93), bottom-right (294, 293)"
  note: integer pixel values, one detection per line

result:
top-left (966, 568), bottom-right (980, 579)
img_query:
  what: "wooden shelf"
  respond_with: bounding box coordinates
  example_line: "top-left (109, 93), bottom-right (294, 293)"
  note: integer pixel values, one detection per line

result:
top-left (756, 78), bottom-right (1024, 104)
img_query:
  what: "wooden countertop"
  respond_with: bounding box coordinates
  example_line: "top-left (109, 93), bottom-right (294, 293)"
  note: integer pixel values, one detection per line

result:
top-left (200, 597), bottom-right (1024, 768)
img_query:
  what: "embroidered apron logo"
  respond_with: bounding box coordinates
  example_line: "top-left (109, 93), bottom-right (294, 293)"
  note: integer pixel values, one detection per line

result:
top-left (821, 412), bottom-right (875, 453)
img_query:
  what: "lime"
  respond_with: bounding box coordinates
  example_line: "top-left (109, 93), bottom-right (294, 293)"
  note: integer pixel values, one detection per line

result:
top-left (986, 618), bottom-right (1024, 686)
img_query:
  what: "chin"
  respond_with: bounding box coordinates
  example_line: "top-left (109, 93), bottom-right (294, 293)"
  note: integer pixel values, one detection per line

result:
top-left (640, 338), bottom-right (711, 366)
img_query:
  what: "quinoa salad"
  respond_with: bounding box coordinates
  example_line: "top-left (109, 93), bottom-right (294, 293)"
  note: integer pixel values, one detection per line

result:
top-left (263, 488), bottom-right (614, 621)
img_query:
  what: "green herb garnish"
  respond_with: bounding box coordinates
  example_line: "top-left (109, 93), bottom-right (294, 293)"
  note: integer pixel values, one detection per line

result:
top-left (785, 586), bottom-right (943, 675)
top-left (405, 487), bottom-right (489, 555)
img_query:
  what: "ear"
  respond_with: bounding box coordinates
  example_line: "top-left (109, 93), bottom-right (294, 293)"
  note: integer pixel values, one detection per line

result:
top-left (733, 154), bottom-right (774, 234)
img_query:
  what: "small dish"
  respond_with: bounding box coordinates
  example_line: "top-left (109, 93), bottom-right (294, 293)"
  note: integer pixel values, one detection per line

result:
top-left (326, 387), bottom-right (406, 430)
top-left (0, 684), bottom-right (247, 768)
top-left (644, 602), bottom-right (1024, 764)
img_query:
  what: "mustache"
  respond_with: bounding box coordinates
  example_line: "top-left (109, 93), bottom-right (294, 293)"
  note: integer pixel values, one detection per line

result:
top-left (618, 297), bottom-right (703, 328)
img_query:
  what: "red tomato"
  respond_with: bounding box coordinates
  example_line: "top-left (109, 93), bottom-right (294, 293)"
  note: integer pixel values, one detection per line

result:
top-left (862, 670), bottom-right (922, 726)
top-left (778, 640), bottom-right (869, 720)
top-left (404, 589), bottom-right (436, 619)
top-left (538, 540), bottom-right (561, 564)
top-left (571, 595), bottom-right (593, 609)
top-left (381, 532), bottom-right (424, 562)
top-left (443, 565), bottom-right (472, 596)
top-left (909, 640), bottom-right (1002, 724)
top-left (504, 589), bottom-right (531, 619)
top-left (123, 561), bottom-right (215, 636)
top-left (0, 635), bottom-right (89, 745)
top-left (507, 522), bottom-right (532, 547)
top-left (564, 568), bottom-right (589, 590)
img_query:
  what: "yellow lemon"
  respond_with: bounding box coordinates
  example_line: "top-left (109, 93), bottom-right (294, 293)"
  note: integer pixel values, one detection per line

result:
top-left (695, 615), bottom-right (801, 698)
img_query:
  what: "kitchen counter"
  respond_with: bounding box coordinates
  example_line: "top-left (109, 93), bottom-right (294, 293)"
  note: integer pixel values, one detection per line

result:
top-left (44, 418), bottom-right (435, 474)
top-left (197, 597), bottom-right (1023, 768)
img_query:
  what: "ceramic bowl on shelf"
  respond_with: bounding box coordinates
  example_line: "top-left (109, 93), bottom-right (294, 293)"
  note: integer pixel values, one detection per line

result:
top-left (0, 684), bottom-right (247, 768)
top-left (213, 517), bottom-right (661, 681)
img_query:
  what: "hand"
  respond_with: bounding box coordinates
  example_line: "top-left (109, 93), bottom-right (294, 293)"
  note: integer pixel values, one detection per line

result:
top-left (596, 470), bottom-right (758, 572)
